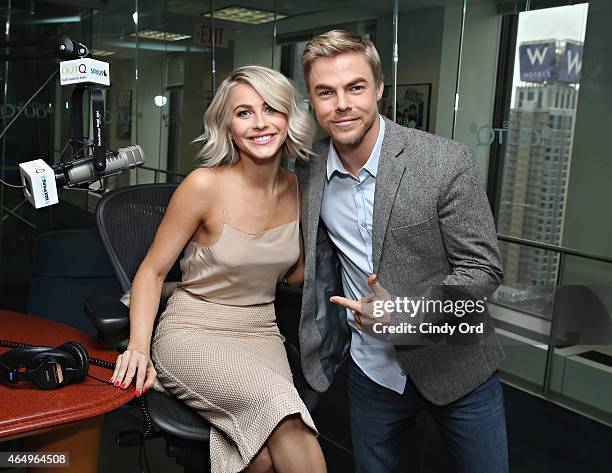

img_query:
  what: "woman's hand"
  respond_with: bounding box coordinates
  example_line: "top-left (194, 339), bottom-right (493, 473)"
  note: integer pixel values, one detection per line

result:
top-left (110, 347), bottom-right (157, 397)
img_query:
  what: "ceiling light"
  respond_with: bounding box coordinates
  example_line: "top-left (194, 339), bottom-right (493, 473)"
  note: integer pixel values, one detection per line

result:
top-left (31, 16), bottom-right (82, 24)
top-left (130, 31), bottom-right (191, 41)
top-left (90, 49), bottom-right (116, 57)
top-left (204, 6), bottom-right (286, 25)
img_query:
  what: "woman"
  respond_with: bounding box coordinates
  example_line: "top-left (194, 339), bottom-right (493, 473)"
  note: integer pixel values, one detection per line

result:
top-left (109, 65), bottom-right (326, 473)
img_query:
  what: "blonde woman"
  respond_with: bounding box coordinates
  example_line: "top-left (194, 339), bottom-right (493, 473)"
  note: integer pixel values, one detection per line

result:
top-left (109, 66), bottom-right (326, 473)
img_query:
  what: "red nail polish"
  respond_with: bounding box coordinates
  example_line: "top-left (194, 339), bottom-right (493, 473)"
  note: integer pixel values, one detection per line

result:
top-left (114, 381), bottom-right (120, 387)
top-left (135, 390), bottom-right (141, 398)
top-left (108, 377), bottom-right (114, 383)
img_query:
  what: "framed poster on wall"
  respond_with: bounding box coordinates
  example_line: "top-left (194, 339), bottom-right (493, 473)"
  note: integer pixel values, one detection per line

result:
top-left (378, 83), bottom-right (431, 132)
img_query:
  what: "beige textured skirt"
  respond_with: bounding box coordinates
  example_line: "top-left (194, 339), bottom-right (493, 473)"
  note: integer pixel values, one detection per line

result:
top-left (151, 288), bottom-right (317, 473)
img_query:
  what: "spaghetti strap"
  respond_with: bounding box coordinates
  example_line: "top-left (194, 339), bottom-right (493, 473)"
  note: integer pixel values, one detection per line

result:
top-left (211, 168), bottom-right (227, 223)
top-left (294, 174), bottom-right (300, 221)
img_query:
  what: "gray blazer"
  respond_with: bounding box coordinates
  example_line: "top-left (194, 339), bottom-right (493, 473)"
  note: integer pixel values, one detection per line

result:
top-left (296, 117), bottom-right (505, 406)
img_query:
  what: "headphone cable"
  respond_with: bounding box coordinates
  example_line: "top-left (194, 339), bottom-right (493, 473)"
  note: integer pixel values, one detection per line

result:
top-left (0, 339), bottom-right (37, 349)
top-left (1, 339), bottom-right (118, 370)
top-left (1, 339), bottom-right (154, 473)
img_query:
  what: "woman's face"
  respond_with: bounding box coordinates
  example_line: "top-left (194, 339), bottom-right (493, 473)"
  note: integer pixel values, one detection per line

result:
top-left (228, 83), bottom-right (288, 163)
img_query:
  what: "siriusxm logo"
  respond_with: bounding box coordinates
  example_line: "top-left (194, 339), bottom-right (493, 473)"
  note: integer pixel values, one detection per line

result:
top-left (41, 176), bottom-right (50, 202)
top-left (59, 58), bottom-right (110, 86)
top-left (90, 68), bottom-right (108, 77)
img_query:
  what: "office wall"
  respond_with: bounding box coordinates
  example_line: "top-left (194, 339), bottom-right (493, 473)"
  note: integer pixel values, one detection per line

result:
top-left (376, 8), bottom-right (445, 135)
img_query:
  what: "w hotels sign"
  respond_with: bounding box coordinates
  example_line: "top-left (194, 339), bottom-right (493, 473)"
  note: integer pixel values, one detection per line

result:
top-left (519, 40), bottom-right (582, 84)
top-left (559, 41), bottom-right (583, 83)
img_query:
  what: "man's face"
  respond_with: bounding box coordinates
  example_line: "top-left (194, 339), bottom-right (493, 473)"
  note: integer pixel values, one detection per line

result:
top-left (306, 52), bottom-right (383, 147)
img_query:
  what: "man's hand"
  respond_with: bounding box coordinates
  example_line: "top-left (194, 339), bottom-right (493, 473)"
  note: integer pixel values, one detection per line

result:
top-left (330, 274), bottom-right (392, 332)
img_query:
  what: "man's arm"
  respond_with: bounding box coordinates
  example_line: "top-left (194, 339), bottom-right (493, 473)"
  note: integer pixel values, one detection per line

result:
top-left (332, 144), bottom-right (503, 344)
top-left (385, 144), bottom-right (503, 343)
top-left (436, 143), bottom-right (503, 290)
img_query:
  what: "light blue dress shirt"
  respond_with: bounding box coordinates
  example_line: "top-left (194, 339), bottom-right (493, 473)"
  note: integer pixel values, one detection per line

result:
top-left (320, 116), bottom-right (407, 394)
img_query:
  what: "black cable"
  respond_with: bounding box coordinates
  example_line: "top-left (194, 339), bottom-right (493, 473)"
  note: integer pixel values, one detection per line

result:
top-left (56, 137), bottom-right (91, 164)
top-left (1, 338), bottom-right (155, 473)
top-left (140, 395), bottom-right (154, 438)
top-left (0, 178), bottom-right (26, 189)
top-left (0, 134), bottom-right (90, 191)
top-left (56, 139), bottom-right (72, 162)
top-left (0, 339), bottom-right (115, 371)
top-left (0, 68), bottom-right (94, 190)
top-left (139, 445), bottom-right (144, 473)
top-left (57, 138), bottom-right (91, 163)
top-left (142, 435), bottom-right (151, 473)
top-left (86, 372), bottom-right (114, 384)
top-left (0, 69), bottom-right (59, 142)
top-left (0, 339), bottom-right (36, 349)
top-left (139, 428), bottom-right (152, 473)
top-left (0, 140), bottom-right (103, 193)
top-left (0, 60), bottom-right (114, 191)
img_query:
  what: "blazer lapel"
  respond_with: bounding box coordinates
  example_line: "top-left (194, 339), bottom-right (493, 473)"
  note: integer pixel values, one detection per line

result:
top-left (305, 139), bottom-right (330, 253)
top-left (372, 119), bottom-right (406, 272)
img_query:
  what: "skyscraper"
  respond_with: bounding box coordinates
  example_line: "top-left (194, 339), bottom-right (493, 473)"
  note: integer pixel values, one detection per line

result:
top-left (497, 40), bottom-right (581, 307)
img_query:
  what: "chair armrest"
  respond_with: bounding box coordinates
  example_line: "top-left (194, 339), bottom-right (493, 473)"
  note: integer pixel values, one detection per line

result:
top-left (85, 295), bottom-right (130, 336)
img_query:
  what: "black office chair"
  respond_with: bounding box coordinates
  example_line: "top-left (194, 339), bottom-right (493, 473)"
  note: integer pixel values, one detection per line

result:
top-left (84, 183), bottom-right (317, 473)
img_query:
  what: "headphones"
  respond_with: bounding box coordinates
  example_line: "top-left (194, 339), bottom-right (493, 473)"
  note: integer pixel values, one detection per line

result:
top-left (0, 341), bottom-right (93, 390)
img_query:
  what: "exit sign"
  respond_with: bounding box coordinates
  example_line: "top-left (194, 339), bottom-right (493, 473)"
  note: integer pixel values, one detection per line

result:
top-left (194, 25), bottom-right (228, 48)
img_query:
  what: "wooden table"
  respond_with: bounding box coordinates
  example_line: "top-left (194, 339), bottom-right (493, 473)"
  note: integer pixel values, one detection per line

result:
top-left (0, 310), bottom-right (134, 472)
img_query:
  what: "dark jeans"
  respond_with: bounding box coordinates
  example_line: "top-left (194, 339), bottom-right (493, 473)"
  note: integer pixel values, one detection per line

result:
top-left (347, 357), bottom-right (508, 473)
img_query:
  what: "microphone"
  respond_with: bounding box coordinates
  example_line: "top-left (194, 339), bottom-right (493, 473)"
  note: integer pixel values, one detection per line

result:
top-left (19, 145), bottom-right (145, 208)
top-left (57, 144), bottom-right (145, 187)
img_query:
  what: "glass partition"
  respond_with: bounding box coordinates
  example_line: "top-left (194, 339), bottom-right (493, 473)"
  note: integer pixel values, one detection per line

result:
top-left (0, 0), bottom-right (100, 310)
top-left (457, 0), bottom-right (612, 424)
top-left (1, 0), bottom-right (610, 425)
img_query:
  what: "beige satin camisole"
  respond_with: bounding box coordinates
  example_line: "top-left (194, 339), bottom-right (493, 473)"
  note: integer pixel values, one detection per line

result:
top-left (178, 169), bottom-right (299, 306)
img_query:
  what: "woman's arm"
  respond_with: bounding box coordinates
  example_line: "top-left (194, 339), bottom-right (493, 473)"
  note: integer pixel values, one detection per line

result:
top-left (111, 169), bottom-right (217, 395)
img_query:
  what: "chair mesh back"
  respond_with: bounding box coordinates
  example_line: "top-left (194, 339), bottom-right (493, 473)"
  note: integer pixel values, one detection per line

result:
top-left (96, 184), bottom-right (181, 293)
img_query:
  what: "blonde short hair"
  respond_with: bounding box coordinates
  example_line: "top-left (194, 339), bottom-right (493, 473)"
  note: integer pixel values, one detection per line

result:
top-left (301, 30), bottom-right (384, 87)
top-left (193, 65), bottom-right (313, 167)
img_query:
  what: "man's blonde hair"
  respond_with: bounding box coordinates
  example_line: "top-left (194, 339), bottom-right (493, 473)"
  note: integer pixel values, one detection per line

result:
top-left (193, 65), bottom-right (313, 167)
top-left (301, 30), bottom-right (384, 86)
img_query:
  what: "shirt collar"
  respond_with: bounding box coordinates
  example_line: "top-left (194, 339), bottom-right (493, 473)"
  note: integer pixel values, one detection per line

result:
top-left (327, 114), bottom-right (385, 180)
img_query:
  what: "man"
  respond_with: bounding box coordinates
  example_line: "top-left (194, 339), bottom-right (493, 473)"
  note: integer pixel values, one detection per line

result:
top-left (296, 30), bottom-right (508, 472)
